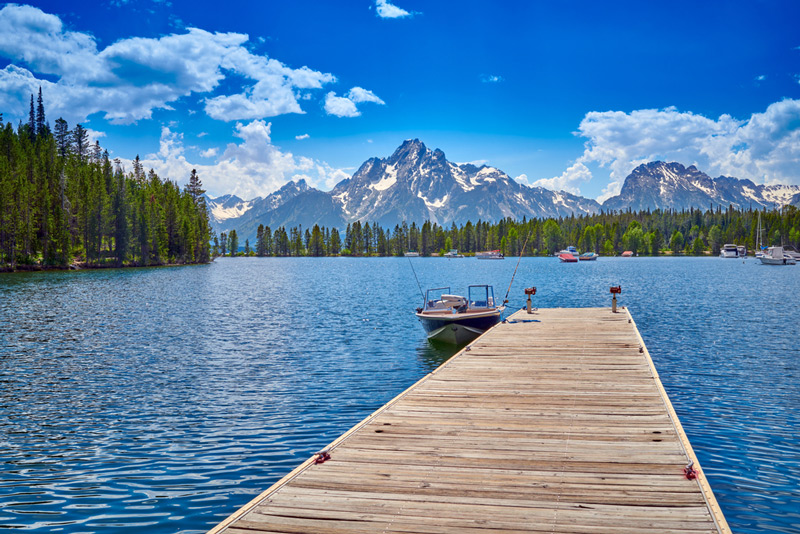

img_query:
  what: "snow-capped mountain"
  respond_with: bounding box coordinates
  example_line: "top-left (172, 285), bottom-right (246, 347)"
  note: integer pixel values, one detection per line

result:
top-left (331, 139), bottom-right (600, 226)
top-left (208, 179), bottom-right (313, 234)
top-left (206, 144), bottom-right (800, 243)
top-left (208, 139), bottom-right (601, 241)
top-left (602, 161), bottom-right (800, 212)
top-left (206, 194), bottom-right (256, 225)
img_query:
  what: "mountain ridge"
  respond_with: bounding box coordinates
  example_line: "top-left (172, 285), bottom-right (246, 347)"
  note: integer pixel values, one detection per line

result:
top-left (207, 141), bottom-right (800, 242)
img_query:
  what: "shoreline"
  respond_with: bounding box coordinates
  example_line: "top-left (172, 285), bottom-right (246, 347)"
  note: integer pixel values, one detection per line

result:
top-left (0, 260), bottom-right (210, 274)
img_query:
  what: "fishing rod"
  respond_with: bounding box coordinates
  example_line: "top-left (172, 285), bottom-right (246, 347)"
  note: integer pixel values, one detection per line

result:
top-left (503, 229), bottom-right (533, 306)
top-left (407, 255), bottom-right (425, 302)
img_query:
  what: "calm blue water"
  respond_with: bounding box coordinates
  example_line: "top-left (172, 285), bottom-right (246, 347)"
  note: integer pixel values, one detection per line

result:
top-left (1, 257), bottom-right (798, 533)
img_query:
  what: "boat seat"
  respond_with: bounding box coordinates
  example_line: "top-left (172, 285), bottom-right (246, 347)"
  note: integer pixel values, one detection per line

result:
top-left (441, 295), bottom-right (467, 308)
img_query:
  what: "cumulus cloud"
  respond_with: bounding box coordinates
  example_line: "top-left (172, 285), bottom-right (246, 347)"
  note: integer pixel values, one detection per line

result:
top-left (347, 86), bottom-right (385, 105)
top-left (295, 133), bottom-right (310, 140)
top-left (375, 0), bottom-right (415, 19)
top-left (481, 74), bottom-right (504, 83)
top-left (550, 100), bottom-right (800, 201)
top-left (324, 92), bottom-right (360, 117)
top-left (324, 87), bottom-right (385, 117)
top-left (532, 162), bottom-right (592, 194)
top-left (0, 4), bottom-right (355, 125)
top-left (136, 120), bottom-right (350, 199)
top-left (199, 147), bottom-right (218, 158)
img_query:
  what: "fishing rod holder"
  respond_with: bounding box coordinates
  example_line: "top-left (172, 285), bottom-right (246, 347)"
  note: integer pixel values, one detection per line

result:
top-left (524, 287), bottom-right (536, 314)
top-left (610, 286), bottom-right (622, 313)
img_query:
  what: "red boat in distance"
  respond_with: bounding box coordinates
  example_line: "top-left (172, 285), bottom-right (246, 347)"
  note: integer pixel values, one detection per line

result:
top-left (558, 253), bottom-right (578, 262)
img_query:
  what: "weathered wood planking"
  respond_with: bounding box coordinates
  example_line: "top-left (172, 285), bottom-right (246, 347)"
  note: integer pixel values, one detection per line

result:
top-left (209, 307), bottom-right (729, 534)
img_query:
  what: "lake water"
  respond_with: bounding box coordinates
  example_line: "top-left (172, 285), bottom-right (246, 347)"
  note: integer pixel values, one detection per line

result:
top-left (1, 257), bottom-right (799, 533)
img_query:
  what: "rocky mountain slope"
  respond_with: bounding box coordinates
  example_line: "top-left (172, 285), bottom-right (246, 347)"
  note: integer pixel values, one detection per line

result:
top-left (602, 161), bottom-right (800, 212)
top-left (207, 144), bottom-right (800, 242)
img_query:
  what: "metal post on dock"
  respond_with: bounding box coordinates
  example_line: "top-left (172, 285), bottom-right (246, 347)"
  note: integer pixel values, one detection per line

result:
top-left (610, 285), bottom-right (621, 312)
top-left (524, 287), bottom-right (536, 313)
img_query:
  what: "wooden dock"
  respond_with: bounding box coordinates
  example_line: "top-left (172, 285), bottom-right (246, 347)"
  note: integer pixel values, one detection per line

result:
top-left (209, 307), bottom-right (729, 534)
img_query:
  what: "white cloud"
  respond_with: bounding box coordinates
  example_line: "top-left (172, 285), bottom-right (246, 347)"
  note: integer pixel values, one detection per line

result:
top-left (557, 100), bottom-right (800, 201)
top-left (347, 86), bottom-right (385, 105)
top-left (295, 133), bottom-right (310, 140)
top-left (481, 74), bottom-right (504, 83)
top-left (532, 162), bottom-right (592, 194)
top-left (375, 0), bottom-right (414, 19)
top-left (0, 5), bottom-right (357, 125)
top-left (199, 147), bottom-right (218, 158)
top-left (755, 74), bottom-right (766, 81)
top-left (324, 92), bottom-right (361, 117)
top-left (324, 87), bottom-right (385, 117)
top-left (137, 120), bottom-right (350, 199)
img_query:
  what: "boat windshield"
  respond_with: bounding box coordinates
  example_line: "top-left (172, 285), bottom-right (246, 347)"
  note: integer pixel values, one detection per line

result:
top-left (468, 285), bottom-right (495, 309)
top-left (423, 287), bottom-right (451, 311)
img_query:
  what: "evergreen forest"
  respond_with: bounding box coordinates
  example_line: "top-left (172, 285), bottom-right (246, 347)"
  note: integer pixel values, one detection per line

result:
top-left (0, 90), bottom-right (211, 271)
top-left (221, 204), bottom-right (800, 258)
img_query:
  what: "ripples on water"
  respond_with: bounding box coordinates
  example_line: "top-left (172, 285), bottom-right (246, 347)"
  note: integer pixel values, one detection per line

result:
top-left (0, 257), bottom-right (798, 533)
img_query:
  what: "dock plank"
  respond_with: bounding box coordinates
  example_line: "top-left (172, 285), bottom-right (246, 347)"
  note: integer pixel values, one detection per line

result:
top-left (208, 307), bottom-right (729, 534)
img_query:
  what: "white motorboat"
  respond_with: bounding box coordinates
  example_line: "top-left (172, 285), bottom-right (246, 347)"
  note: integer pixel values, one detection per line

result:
top-left (404, 251), bottom-right (420, 257)
top-left (555, 245), bottom-right (578, 257)
top-left (443, 249), bottom-right (464, 258)
top-left (758, 246), bottom-right (797, 265)
top-left (416, 285), bottom-right (504, 344)
top-left (720, 244), bottom-right (738, 258)
top-left (720, 244), bottom-right (746, 258)
top-left (783, 246), bottom-right (800, 261)
top-left (476, 250), bottom-right (504, 260)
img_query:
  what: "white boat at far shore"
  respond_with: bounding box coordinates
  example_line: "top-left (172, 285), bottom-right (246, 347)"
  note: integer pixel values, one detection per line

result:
top-left (758, 246), bottom-right (797, 265)
top-left (476, 250), bottom-right (504, 260)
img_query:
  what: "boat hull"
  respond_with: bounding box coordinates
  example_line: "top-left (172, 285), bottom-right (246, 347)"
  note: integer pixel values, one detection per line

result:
top-left (558, 253), bottom-right (577, 262)
top-left (416, 310), bottom-right (501, 345)
top-left (759, 257), bottom-right (796, 265)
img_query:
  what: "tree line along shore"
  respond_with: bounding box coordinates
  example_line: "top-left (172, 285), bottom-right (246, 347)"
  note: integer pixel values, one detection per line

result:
top-left (218, 205), bottom-right (799, 258)
top-left (0, 91), bottom-right (211, 272)
top-left (3, 92), bottom-right (798, 270)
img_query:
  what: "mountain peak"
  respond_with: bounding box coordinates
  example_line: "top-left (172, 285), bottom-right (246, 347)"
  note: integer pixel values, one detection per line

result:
top-left (603, 161), bottom-right (800, 211)
top-left (282, 178), bottom-right (309, 192)
top-left (389, 138), bottom-right (429, 165)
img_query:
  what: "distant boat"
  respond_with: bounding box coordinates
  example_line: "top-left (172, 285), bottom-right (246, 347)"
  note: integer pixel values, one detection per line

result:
top-left (443, 249), bottom-right (464, 258)
top-left (476, 250), bottom-right (504, 260)
top-left (404, 251), bottom-right (420, 257)
top-left (783, 246), bottom-right (800, 261)
top-left (578, 252), bottom-right (598, 261)
top-left (621, 251), bottom-right (634, 257)
top-left (758, 246), bottom-right (797, 265)
top-left (720, 244), bottom-right (746, 258)
top-left (555, 246), bottom-right (578, 256)
top-left (416, 285), bottom-right (504, 344)
top-left (558, 253), bottom-right (578, 263)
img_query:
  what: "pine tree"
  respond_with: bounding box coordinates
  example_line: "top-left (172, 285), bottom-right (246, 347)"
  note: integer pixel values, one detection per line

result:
top-left (27, 94), bottom-right (36, 141)
top-left (54, 118), bottom-right (70, 158)
top-left (35, 87), bottom-right (46, 136)
top-left (73, 124), bottom-right (89, 160)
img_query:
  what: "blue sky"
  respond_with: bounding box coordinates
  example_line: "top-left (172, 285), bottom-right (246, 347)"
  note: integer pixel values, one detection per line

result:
top-left (1, 0), bottom-right (799, 200)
